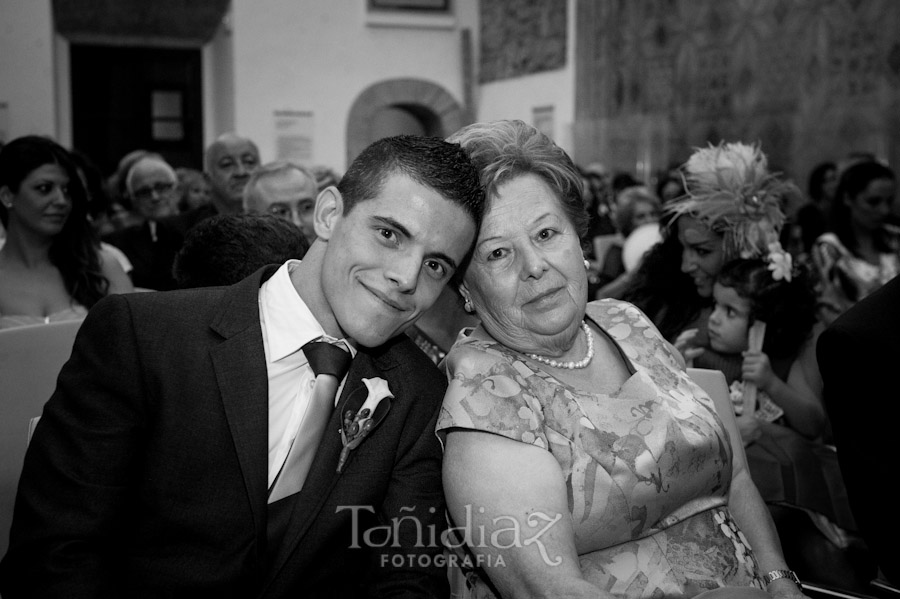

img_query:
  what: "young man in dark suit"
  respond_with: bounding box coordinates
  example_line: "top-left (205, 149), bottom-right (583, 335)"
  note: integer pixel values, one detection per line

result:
top-left (0, 135), bottom-right (485, 598)
top-left (817, 275), bottom-right (900, 587)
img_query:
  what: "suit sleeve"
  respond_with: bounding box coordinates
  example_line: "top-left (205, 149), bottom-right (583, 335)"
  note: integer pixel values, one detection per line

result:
top-left (366, 364), bottom-right (450, 599)
top-left (0, 295), bottom-right (149, 598)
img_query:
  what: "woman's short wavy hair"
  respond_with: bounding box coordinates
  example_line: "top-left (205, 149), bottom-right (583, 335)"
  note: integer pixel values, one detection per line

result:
top-left (446, 119), bottom-right (588, 240)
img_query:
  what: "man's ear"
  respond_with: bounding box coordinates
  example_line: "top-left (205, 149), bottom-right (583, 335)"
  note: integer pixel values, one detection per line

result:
top-left (313, 186), bottom-right (343, 240)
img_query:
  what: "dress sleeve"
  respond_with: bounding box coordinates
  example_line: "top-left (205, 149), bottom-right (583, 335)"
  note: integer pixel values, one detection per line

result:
top-left (436, 343), bottom-right (549, 450)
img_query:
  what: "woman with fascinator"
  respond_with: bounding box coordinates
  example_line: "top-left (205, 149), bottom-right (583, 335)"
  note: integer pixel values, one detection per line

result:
top-left (437, 122), bottom-right (804, 599)
top-left (661, 143), bottom-right (826, 442)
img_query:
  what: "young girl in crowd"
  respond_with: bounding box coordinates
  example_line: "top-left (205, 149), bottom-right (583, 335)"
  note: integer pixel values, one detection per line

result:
top-left (708, 257), bottom-right (825, 441)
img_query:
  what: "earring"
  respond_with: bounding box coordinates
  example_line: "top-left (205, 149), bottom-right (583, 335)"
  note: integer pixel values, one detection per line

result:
top-left (584, 258), bottom-right (590, 270)
top-left (463, 298), bottom-right (474, 313)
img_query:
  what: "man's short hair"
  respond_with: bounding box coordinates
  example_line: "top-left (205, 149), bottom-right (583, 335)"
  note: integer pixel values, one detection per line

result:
top-left (172, 214), bottom-right (309, 288)
top-left (242, 161), bottom-right (318, 211)
top-left (337, 135), bottom-right (484, 226)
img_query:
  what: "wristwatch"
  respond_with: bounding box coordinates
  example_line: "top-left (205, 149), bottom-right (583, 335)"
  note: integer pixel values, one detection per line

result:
top-left (763, 569), bottom-right (802, 589)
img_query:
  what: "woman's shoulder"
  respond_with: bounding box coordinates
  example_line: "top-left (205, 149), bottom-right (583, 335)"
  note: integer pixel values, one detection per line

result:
top-left (445, 327), bottom-right (519, 377)
top-left (586, 298), bottom-right (654, 326)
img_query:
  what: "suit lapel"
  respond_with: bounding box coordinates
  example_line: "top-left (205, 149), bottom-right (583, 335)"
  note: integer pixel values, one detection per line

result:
top-left (209, 267), bottom-right (279, 551)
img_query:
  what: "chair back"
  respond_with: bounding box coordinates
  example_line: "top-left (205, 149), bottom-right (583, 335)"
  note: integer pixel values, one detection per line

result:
top-left (0, 319), bottom-right (82, 558)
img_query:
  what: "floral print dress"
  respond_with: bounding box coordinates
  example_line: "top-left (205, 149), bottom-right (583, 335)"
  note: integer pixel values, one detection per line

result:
top-left (437, 299), bottom-right (762, 599)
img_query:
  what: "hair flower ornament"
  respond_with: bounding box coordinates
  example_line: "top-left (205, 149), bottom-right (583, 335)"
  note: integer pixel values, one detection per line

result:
top-left (337, 377), bottom-right (393, 473)
top-left (766, 241), bottom-right (793, 282)
top-left (667, 141), bottom-right (800, 260)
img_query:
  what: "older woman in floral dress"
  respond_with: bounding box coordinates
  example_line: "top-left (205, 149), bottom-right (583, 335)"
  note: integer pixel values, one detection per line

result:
top-left (437, 121), bottom-right (805, 599)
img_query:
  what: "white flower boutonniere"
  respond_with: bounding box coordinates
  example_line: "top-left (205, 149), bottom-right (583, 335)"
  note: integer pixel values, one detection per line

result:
top-left (337, 377), bottom-right (393, 473)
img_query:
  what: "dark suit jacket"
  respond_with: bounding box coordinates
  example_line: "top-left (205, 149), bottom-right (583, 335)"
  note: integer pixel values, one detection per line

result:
top-left (0, 267), bottom-right (449, 598)
top-left (103, 220), bottom-right (185, 290)
top-left (817, 275), bottom-right (900, 585)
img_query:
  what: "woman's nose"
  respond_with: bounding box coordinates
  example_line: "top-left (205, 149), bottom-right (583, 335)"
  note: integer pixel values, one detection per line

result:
top-left (681, 249), bottom-right (695, 273)
top-left (520, 246), bottom-right (549, 279)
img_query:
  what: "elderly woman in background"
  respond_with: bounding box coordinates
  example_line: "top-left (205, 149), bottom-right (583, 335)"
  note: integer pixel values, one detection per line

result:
top-left (437, 121), bottom-right (803, 599)
top-left (0, 136), bottom-right (132, 329)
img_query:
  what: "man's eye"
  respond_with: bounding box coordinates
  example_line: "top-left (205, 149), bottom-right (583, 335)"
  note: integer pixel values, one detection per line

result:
top-left (424, 260), bottom-right (447, 277)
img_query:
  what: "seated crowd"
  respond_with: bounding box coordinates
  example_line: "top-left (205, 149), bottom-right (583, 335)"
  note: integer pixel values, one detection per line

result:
top-left (0, 124), bottom-right (897, 599)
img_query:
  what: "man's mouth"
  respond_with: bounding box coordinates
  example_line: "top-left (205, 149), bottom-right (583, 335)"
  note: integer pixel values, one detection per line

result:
top-left (361, 282), bottom-right (408, 312)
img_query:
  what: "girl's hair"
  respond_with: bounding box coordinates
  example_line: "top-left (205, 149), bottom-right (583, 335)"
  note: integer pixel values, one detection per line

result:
top-left (830, 159), bottom-right (896, 254)
top-left (715, 258), bottom-right (816, 359)
top-left (0, 135), bottom-right (109, 308)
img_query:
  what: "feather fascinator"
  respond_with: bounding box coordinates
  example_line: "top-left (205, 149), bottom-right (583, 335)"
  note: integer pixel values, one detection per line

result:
top-left (667, 142), bottom-right (800, 279)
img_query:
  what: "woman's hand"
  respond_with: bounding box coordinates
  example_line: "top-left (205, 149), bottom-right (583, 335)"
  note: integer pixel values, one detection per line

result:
top-left (741, 350), bottom-right (775, 392)
top-left (674, 328), bottom-right (705, 365)
top-left (767, 578), bottom-right (807, 599)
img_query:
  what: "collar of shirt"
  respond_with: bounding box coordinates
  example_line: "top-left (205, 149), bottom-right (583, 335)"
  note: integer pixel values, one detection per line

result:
top-left (259, 260), bottom-right (357, 362)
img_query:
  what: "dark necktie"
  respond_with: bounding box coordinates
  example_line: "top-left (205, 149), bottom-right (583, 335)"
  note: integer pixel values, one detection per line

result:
top-left (268, 339), bottom-right (352, 502)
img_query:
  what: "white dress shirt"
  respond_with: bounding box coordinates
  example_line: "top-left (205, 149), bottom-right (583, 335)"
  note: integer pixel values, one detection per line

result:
top-left (259, 260), bottom-right (355, 488)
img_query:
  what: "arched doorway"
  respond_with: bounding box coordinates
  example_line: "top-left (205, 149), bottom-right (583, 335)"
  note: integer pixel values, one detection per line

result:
top-left (346, 78), bottom-right (467, 165)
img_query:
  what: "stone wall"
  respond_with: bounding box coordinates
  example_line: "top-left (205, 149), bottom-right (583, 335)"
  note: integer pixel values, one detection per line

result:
top-left (574, 0), bottom-right (900, 184)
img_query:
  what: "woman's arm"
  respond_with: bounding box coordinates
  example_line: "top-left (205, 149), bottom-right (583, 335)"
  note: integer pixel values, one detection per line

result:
top-left (706, 376), bottom-right (805, 599)
top-left (99, 246), bottom-right (135, 294)
top-left (443, 430), bottom-right (609, 599)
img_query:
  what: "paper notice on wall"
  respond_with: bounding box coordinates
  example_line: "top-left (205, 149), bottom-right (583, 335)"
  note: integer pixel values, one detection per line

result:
top-left (274, 110), bottom-right (313, 164)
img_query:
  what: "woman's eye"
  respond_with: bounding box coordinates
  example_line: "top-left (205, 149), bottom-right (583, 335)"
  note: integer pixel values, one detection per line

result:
top-left (537, 228), bottom-right (555, 240)
top-left (487, 248), bottom-right (506, 261)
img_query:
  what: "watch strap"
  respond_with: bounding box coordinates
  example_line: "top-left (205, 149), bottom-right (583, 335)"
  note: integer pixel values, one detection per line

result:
top-left (763, 569), bottom-right (802, 588)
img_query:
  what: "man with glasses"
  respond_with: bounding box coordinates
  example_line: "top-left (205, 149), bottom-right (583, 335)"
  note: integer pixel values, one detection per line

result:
top-left (103, 156), bottom-right (184, 290)
top-left (243, 161), bottom-right (319, 243)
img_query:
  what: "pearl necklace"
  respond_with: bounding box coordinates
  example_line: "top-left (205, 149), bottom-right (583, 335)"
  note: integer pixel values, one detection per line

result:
top-left (527, 322), bottom-right (594, 370)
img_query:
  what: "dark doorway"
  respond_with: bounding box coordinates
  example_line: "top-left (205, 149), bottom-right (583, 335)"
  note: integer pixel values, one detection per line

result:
top-left (70, 45), bottom-right (203, 176)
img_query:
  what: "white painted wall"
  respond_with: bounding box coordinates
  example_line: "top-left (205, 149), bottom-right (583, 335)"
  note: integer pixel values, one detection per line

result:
top-left (228, 0), bottom-right (479, 173)
top-left (0, 0), bottom-right (57, 142)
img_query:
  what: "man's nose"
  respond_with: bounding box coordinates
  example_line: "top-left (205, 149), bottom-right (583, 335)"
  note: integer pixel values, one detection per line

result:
top-left (385, 256), bottom-right (420, 293)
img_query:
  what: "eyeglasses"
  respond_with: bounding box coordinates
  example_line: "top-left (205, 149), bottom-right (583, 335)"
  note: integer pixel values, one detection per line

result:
top-left (132, 182), bottom-right (176, 202)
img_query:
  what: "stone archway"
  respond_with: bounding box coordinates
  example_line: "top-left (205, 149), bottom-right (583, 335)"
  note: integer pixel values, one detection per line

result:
top-left (346, 78), bottom-right (467, 165)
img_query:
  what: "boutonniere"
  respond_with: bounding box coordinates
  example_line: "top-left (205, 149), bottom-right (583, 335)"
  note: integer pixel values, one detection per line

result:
top-left (337, 377), bottom-right (393, 473)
